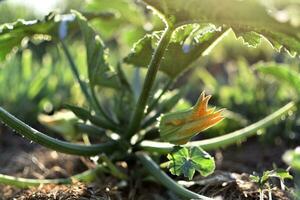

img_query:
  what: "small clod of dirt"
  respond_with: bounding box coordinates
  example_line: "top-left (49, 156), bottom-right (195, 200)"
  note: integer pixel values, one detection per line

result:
top-left (190, 171), bottom-right (291, 200)
top-left (11, 182), bottom-right (106, 200)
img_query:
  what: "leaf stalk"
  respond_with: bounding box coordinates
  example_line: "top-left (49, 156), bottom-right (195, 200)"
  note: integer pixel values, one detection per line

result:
top-left (0, 107), bottom-right (117, 156)
top-left (136, 152), bottom-right (213, 200)
top-left (0, 165), bottom-right (104, 188)
top-left (125, 25), bottom-right (174, 140)
top-left (139, 101), bottom-right (296, 154)
top-left (60, 40), bottom-right (116, 126)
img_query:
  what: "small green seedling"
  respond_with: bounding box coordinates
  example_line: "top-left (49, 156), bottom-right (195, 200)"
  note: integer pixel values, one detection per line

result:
top-left (250, 168), bottom-right (293, 200)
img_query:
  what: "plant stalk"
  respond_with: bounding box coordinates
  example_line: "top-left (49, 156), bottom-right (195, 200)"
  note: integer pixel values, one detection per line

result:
top-left (125, 26), bottom-right (174, 140)
top-left (90, 86), bottom-right (118, 125)
top-left (136, 152), bottom-right (213, 200)
top-left (138, 101), bottom-right (296, 154)
top-left (61, 40), bottom-right (116, 126)
top-left (75, 122), bottom-right (106, 138)
top-left (0, 106), bottom-right (117, 156)
top-left (60, 40), bottom-right (93, 107)
top-left (99, 154), bottom-right (128, 180)
top-left (0, 165), bottom-right (104, 188)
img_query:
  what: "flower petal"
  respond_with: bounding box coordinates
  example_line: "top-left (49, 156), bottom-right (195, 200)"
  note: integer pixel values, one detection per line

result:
top-left (159, 92), bottom-right (224, 145)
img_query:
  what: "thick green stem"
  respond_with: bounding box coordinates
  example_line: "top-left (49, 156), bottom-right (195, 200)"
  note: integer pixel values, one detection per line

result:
top-left (75, 122), bottom-right (106, 138)
top-left (125, 26), bottom-right (174, 140)
top-left (90, 87), bottom-right (118, 125)
top-left (138, 101), bottom-right (296, 154)
top-left (99, 154), bottom-right (128, 180)
top-left (75, 122), bottom-right (105, 135)
top-left (136, 152), bottom-right (213, 200)
top-left (0, 107), bottom-right (117, 156)
top-left (61, 40), bottom-right (116, 126)
top-left (60, 40), bottom-right (92, 106)
top-left (0, 165), bottom-right (104, 188)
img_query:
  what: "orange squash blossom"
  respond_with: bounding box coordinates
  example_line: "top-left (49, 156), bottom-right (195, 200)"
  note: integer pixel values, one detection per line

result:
top-left (159, 92), bottom-right (224, 144)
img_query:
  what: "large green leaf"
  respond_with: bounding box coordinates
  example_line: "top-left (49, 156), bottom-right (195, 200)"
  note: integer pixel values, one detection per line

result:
top-left (142, 0), bottom-right (300, 56)
top-left (74, 11), bottom-right (120, 89)
top-left (85, 0), bottom-right (143, 25)
top-left (125, 24), bottom-right (225, 78)
top-left (167, 146), bottom-right (215, 180)
top-left (0, 13), bottom-right (58, 61)
top-left (256, 63), bottom-right (300, 95)
top-left (84, 0), bottom-right (147, 44)
top-left (0, 12), bottom-right (115, 62)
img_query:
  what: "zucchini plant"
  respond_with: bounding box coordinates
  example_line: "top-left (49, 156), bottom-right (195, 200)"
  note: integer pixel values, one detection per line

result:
top-left (0, 0), bottom-right (299, 199)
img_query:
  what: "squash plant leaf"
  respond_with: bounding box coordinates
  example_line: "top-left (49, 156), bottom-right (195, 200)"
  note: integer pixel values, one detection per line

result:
top-left (85, 0), bottom-right (143, 24)
top-left (125, 24), bottom-right (226, 78)
top-left (269, 169), bottom-right (293, 180)
top-left (159, 92), bottom-right (224, 145)
top-left (73, 11), bottom-right (121, 89)
top-left (142, 0), bottom-right (300, 56)
top-left (85, 0), bottom-right (145, 39)
top-left (167, 146), bottom-right (215, 180)
top-left (0, 11), bottom-right (115, 63)
top-left (256, 63), bottom-right (300, 94)
top-left (0, 12), bottom-right (58, 62)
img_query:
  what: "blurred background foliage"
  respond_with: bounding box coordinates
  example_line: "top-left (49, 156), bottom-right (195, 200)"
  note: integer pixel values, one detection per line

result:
top-left (0, 0), bottom-right (299, 146)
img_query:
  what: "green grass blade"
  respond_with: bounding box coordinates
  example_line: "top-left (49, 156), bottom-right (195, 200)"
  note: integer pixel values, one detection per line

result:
top-left (0, 107), bottom-right (117, 156)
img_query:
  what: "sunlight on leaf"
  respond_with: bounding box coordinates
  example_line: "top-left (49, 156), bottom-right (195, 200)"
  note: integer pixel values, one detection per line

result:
top-left (167, 146), bottom-right (215, 180)
top-left (269, 169), bottom-right (293, 180)
top-left (74, 11), bottom-right (120, 89)
top-left (125, 24), bottom-right (226, 78)
top-left (142, 0), bottom-right (300, 56)
top-left (0, 11), bottom-right (115, 62)
top-left (0, 13), bottom-right (57, 61)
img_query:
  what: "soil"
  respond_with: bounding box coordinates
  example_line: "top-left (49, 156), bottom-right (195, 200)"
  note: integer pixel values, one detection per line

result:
top-left (0, 126), bottom-right (293, 200)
